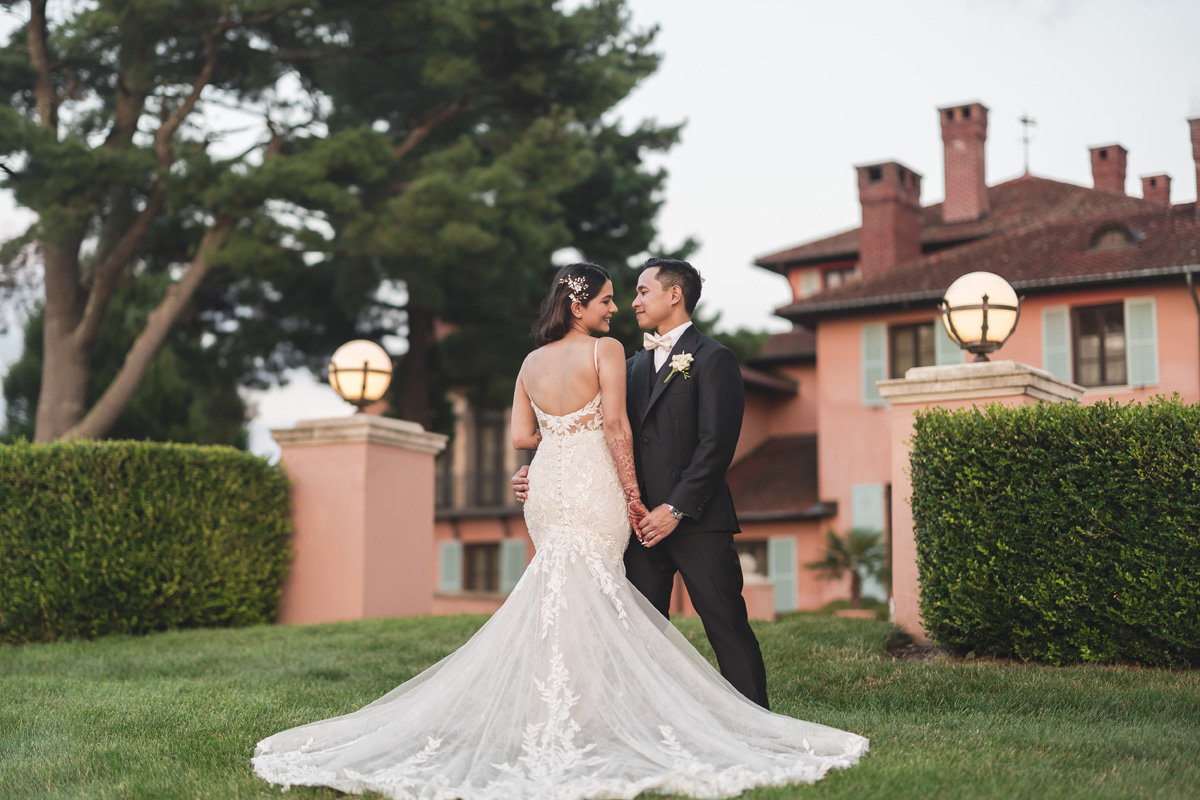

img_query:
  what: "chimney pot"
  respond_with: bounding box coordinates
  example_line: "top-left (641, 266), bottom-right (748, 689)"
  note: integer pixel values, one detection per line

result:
top-left (1090, 143), bottom-right (1128, 195)
top-left (1141, 174), bottom-right (1171, 206)
top-left (856, 161), bottom-right (923, 279)
top-left (938, 101), bottom-right (989, 223)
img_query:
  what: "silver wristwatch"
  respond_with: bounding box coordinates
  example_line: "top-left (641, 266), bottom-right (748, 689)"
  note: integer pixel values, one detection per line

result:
top-left (667, 504), bottom-right (685, 521)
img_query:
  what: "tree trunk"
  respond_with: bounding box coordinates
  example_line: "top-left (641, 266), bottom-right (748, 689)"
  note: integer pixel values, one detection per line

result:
top-left (34, 323), bottom-right (90, 442)
top-left (849, 571), bottom-right (863, 610)
top-left (63, 222), bottom-right (232, 440)
top-left (34, 240), bottom-right (87, 441)
top-left (398, 305), bottom-right (435, 429)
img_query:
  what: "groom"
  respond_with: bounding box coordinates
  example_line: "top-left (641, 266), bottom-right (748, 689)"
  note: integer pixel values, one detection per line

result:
top-left (514, 258), bottom-right (769, 709)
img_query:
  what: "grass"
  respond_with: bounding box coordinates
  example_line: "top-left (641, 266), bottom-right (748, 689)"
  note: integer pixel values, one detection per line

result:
top-left (1, 614), bottom-right (1197, 800)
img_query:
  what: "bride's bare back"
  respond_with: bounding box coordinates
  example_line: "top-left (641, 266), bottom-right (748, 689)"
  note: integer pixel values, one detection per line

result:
top-left (521, 337), bottom-right (603, 416)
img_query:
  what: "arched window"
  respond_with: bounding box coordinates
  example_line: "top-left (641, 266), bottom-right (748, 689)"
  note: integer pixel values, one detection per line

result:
top-left (1090, 224), bottom-right (1137, 250)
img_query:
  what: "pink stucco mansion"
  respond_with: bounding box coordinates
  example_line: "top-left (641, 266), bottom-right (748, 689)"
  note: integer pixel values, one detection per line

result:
top-left (431, 102), bottom-right (1200, 617)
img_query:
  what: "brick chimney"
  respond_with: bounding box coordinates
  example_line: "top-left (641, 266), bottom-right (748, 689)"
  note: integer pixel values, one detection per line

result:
top-left (856, 161), bottom-right (923, 279)
top-left (1090, 144), bottom-right (1128, 195)
top-left (939, 102), bottom-right (989, 223)
top-left (1190, 117), bottom-right (1200, 205)
top-left (1141, 174), bottom-right (1170, 206)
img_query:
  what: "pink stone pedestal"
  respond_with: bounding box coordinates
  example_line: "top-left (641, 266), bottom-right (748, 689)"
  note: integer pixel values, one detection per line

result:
top-left (272, 415), bottom-right (448, 625)
top-left (877, 361), bottom-right (1082, 643)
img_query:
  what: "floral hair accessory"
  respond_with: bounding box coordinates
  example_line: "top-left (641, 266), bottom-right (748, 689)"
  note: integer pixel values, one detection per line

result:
top-left (559, 274), bottom-right (589, 304)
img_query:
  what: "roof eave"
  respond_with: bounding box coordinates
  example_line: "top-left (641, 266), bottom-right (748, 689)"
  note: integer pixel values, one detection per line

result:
top-left (736, 501), bottom-right (839, 523)
top-left (777, 263), bottom-right (1200, 325)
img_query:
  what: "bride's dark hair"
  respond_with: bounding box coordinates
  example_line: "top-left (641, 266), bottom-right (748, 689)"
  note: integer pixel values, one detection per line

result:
top-left (533, 262), bottom-right (611, 347)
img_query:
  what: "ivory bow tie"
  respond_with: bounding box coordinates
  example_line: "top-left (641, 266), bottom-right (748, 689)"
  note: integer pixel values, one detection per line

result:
top-left (643, 332), bottom-right (673, 352)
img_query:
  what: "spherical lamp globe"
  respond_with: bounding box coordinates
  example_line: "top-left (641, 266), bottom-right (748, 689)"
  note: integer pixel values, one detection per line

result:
top-left (328, 340), bottom-right (393, 411)
top-left (939, 272), bottom-right (1021, 361)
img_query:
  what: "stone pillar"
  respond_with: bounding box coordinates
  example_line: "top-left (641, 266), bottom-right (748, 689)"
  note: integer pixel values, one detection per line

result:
top-left (272, 415), bottom-right (448, 625)
top-left (877, 361), bottom-right (1082, 642)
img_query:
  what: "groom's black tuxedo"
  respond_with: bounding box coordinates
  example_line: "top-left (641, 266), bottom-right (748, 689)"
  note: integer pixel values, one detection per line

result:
top-left (623, 324), bottom-right (769, 709)
top-left (626, 325), bottom-right (743, 534)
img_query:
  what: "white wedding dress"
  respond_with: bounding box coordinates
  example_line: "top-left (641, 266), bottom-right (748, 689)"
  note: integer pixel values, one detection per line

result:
top-left (252, 393), bottom-right (868, 799)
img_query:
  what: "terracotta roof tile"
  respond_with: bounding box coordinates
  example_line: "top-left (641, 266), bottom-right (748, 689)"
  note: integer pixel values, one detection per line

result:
top-left (777, 204), bottom-right (1200, 322)
top-left (755, 174), bottom-right (1163, 271)
top-left (749, 328), bottom-right (816, 365)
top-left (728, 434), bottom-right (832, 519)
top-left (740, 365), bottom-right (798, 396)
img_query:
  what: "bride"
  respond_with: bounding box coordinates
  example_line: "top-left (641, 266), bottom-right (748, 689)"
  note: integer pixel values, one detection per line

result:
top-left (252, 263), bottom-right (868, 799)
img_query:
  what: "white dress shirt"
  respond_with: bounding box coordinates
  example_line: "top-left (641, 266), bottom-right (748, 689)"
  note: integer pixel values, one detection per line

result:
top-left (653, 321), bottom-right (693, 372)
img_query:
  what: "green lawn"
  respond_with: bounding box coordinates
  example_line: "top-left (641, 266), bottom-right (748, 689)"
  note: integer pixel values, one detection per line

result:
top-left (1, 614), bottom-right (1197, 800)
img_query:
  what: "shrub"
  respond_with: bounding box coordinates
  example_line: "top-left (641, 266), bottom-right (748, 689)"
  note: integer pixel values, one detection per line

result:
top-left (0, 440), bottom-right (292, 644)
top-left (910, 397), bottom-right (1200, 667)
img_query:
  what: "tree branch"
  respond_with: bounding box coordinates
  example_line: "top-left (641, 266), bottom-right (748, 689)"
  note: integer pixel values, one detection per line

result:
top-left (64, 217), bottom-right (236, 440)
top-left (73, 184), bottom-right (168, 349)
top-left (26, 0), bottom-right (58, 131)
top-left (155, 9), bottom-right (287, 166)
top-left (55, 71), bottom-right (83, 105)
top-left (394, 87), bottom-right (475, 161)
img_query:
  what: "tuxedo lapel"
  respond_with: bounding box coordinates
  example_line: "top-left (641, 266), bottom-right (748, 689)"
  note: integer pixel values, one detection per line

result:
top-left (643, 325), bottom-right (700, 422)
top-left (629, 349), bottom-right (653, 420)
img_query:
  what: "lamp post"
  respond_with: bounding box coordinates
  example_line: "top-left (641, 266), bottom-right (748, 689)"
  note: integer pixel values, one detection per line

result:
top-left (327, 340), bottom-right (393, 411)
top-left (939, 272), bottom-right (1021, 362)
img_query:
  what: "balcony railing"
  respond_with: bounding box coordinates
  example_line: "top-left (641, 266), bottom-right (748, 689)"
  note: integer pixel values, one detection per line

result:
top-left (435, 470), bottom-right (520, 511)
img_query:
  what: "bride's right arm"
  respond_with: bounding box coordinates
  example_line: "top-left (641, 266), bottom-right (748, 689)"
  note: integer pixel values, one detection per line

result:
top-left (511, 363), bottom-right (542, 451)
top-left (597, 339), bottom-right (646, 526)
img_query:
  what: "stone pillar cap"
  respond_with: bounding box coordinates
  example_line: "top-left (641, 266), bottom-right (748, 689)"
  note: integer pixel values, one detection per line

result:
top-left (878, 360), bottom-right (1083, 405)
top-left (272, 415), bottom-right (449, 454)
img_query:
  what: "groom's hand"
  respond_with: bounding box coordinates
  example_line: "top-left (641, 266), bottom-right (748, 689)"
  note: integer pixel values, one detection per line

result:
top-left (637, 504), bottom-right (679, 548)
top-left (511, 465), bottom-right (530, 503)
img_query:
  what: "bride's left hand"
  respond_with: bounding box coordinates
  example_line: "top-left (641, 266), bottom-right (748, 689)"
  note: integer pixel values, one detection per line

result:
top-left (637, 505), bottom-right (679, 548)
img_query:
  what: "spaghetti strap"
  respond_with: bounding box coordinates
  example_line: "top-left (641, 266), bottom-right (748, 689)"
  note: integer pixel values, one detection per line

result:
top-left (593, 339), bottom-right (600, 376)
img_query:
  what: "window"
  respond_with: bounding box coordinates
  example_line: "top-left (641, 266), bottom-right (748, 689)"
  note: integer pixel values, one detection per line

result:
top-left (464, 543), bottom-right (500, 593)
top-left (889, 322), bottom-right (936, 378)
top-left (472, 412), bottom-right (508, 506)
top-left (1090, 224), bottom-right (1136, 250)
top-left (735, 540), bottom-right (769, 577)
top-left (434, 450), bottom-right (454, 509)
top-left (824, 265), bottom-right (860, 290)
top-left (1072, 304), bottom-right (1126, 387)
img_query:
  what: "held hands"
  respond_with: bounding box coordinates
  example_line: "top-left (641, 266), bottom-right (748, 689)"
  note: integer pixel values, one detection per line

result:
top-left (515, 461), bottom-right (667, 547)
top-left (627, 495), bottom-right (649, 541)
top-left (512, 465), bottom-right (530, 503)
top-left (637, 504), bottom-right (680, 548)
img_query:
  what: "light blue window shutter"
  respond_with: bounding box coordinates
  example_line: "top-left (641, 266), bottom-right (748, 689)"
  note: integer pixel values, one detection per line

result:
top-left (851, 484), bottom-right (887, 601)
top-left (1124, 297), bottom-right (1159, 386)
top-left (438, 541), bottom-right (462, 592)
top-left (934, 318), bottom-right (962, 366)
top-left (767, 537), bottom-right (798, 613)
top-left (1041, 306), bottom-right (1072, 382)
top-left (851, 483), bottom-right (885, 532)
top-left (499, 539), bottom-right (528, 594)
top-left (861, 323), bottom-right (887, 406)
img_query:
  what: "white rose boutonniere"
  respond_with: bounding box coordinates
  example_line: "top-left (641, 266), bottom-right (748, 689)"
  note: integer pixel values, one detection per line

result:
top-left (664, 352), bottom-right (694, 384)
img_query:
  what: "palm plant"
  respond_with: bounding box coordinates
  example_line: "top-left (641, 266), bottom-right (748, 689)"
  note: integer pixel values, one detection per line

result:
top-left (805, 528), bottom-right (886, 609)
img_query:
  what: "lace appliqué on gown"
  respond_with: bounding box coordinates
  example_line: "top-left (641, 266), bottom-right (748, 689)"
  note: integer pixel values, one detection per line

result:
top-left (252, 392), bottom-right (868, 799)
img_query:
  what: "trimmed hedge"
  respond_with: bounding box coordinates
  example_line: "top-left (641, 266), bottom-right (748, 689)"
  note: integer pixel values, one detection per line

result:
top-left (0, 441), bottom-right (292, 644)
top-left (910, 397), bottom-right (1200, 667)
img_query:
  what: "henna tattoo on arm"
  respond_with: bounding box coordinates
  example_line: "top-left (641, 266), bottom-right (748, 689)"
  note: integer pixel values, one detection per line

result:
top-left (608, 435), bottom-right (640, 502)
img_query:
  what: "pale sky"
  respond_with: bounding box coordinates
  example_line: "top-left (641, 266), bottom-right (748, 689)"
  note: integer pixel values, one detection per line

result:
top-left (3, 0), bottom-right (1200, 455)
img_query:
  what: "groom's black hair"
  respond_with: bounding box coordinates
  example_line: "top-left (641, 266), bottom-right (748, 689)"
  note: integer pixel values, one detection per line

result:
top-left (644, 258), bottom-right (703, 315)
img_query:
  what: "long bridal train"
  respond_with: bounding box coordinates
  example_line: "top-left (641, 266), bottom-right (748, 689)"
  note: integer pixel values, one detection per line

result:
top-left (252, 396), bottom-right (867, 800)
